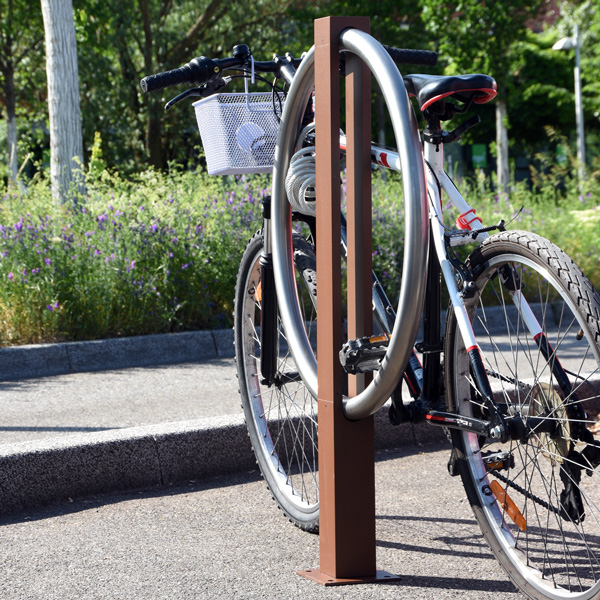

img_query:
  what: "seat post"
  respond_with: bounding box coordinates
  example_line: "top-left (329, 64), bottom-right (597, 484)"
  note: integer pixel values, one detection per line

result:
top-left (423, 108), bottom-right (445, 151)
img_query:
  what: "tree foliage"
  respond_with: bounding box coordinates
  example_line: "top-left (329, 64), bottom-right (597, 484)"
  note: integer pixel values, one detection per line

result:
top-left (1, 0), bottom-right (599, 182)
top-left (74, 0), bottom-right (299, 172)
top-left (0, 0), bottom-right (44, 182)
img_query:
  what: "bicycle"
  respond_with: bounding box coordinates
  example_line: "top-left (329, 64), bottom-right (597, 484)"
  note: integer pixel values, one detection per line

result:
top-left (141, 30), bottom-right (600, 600)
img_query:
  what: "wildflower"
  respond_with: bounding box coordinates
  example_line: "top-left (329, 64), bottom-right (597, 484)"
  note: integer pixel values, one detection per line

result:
top-left (182, 263), bottom-right (189, 269)
top-left (45, 258), bottom-right (52, 266)
top-left (8, 272), bottom-right (14, 280)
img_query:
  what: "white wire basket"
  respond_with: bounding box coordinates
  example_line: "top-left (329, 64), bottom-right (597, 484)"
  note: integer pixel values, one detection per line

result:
top-left (193, 92), bottom-right (283, 176)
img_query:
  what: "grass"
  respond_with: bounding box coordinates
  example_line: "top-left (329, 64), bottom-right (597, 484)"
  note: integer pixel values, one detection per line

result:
top-left (0, 162), bottom-right (598, 346)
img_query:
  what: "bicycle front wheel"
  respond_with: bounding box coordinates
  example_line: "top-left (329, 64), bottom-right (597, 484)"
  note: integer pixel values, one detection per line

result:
top-left (234, 230), bottom-right (319, 532)
top-left (445, 231), bottom-right (600, 599)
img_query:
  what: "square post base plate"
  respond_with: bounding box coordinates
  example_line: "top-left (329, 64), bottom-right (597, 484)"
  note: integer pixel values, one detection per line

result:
top-left (297, 569), bottom-right (401, 586)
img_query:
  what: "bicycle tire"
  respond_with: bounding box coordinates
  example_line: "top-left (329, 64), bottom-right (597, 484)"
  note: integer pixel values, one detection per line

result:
top-left (234, 230), bottom-right (319, 532)
top-left (445, 231), bottom-right (600, 599)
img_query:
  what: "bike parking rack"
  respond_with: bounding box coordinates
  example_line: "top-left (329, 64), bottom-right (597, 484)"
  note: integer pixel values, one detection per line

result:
top-left (296, 16), bottom-right (408, 585)
top-left (270, 14), bottom-right (428, 585)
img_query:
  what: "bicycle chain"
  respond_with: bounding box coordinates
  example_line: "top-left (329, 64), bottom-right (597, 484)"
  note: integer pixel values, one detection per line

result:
top-left (488, 467), bottom-right (562, 518)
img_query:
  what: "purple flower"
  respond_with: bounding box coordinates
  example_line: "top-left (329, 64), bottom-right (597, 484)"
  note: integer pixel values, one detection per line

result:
top-left (182, 263), bottom-right (189, 269)
top-left (7, 272), bottom-right (14, 280)
top-left (47, 304), bottom-right (54, 311)
top-left (45, 258), bottom-right (52, 266)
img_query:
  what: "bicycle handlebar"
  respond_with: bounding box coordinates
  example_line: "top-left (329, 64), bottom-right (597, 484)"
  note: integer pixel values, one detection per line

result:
top-left (382, 44), bottom-right (438, 67)
top-left (140, 57), bottom-right (224, 93)
top-left (140, 43), bottom-right (438, 94)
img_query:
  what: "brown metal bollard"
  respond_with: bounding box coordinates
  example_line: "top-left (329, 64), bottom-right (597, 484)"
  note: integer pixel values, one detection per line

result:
top-left (297, 16), bottom-right (401, 586)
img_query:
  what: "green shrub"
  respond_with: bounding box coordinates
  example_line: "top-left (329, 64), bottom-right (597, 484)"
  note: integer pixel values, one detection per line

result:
top-left (0, 170), bottom-right (267, 345)
top-left (0, 162), bottom-right (598, 346)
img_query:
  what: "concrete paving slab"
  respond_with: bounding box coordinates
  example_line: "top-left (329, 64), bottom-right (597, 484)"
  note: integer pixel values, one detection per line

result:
top-left (0, 360), bottom-right (242, 446)
top-left (0, 407), bottom-right (446, 516)
top-left (0, 329), bottom-right (234, 381)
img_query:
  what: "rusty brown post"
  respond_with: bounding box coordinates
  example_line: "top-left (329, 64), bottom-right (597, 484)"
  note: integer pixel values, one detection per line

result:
top-left (297, 16), bottom-right (400, 586)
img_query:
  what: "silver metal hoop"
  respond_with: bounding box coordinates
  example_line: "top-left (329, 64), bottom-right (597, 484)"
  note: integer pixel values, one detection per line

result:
top-left (271, 29), bottom-right (429, 420)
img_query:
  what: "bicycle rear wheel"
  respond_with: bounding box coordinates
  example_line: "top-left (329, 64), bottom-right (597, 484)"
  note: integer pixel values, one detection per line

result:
top-left (234, 230), bottom-right (319, 532)
top-left (445, 231), bottom-right (600, 599)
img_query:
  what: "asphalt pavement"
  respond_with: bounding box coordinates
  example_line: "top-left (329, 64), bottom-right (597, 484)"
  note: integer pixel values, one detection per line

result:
top-left (0, 320), bottom-right (596, 599)
top-left (0, 442), bottom-right (521, 600)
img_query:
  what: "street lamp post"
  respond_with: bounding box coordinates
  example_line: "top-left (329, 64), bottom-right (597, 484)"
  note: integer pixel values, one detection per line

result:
top-left (553, 24), bottom-right (586, 182)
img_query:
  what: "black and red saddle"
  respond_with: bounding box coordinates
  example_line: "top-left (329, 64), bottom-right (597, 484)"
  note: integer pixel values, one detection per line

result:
top-left (403, 73), bottom-right (497, 111)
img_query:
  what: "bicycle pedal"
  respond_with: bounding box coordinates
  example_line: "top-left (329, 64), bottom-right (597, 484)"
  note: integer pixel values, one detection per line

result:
top-left (482, 450), bottom-right (514, 472)
top-left (339, 334), bottom-right (390, 374)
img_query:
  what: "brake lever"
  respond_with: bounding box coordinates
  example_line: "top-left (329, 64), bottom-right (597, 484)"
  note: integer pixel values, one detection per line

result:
top-left (164, 77), bottom-right (231, 111)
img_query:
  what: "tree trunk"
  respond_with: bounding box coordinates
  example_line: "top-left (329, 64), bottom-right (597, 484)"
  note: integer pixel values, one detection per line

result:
top-left (139, 0), bottom-right (163, 169)
top-left (496, 98), bottom-right (509, 196)
top-left (4, 60), bottom-right (18, 184)
top-left (40, 0), bottom-right (84, 202)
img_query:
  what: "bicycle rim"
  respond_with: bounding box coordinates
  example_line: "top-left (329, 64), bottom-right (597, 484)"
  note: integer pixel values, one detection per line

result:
top-left (235, 232), bottom-right (319, 531)
top-left (446, 232), bottom-right (600, 599)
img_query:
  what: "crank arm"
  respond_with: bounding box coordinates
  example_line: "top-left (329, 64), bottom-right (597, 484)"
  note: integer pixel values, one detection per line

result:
top-left (426, 410), bottom-right (491, 436)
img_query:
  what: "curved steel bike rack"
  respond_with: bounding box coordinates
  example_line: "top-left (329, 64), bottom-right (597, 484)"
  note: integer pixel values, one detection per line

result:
top-left (271, 27), bottom-right (429, 420)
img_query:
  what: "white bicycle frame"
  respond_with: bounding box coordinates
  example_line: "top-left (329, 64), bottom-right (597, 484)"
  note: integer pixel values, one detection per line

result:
top-left (367, 136), bottom-right (548, 371)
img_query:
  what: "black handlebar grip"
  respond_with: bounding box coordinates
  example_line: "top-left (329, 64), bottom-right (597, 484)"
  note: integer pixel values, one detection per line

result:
top-left (384, 45), bottom-right (438, 67)
top-left (140, 57), bottom-right (220, 93)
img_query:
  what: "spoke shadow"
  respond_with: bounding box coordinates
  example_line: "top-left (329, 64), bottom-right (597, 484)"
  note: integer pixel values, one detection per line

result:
top-left (380, 573), bottom-right (519, 593)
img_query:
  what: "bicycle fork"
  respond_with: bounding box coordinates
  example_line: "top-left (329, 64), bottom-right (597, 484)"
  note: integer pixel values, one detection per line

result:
top-left (421, 142), bottom-right (577, 444)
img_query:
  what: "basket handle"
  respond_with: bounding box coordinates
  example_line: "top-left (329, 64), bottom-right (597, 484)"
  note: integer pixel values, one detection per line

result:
top-left (244, 56), bottom-right (256, 110)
